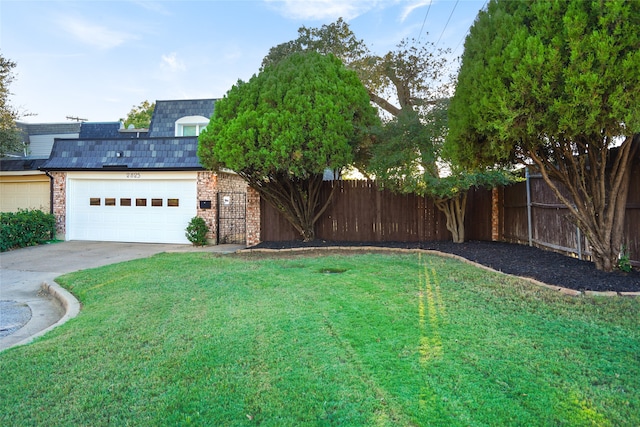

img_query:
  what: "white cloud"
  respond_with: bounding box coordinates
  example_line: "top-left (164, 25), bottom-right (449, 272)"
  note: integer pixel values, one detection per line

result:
top-left (57, 15), bottom-right (135, 50)
top-left (264, 0), bottom-right (382, 21)
top-left (399, 0), bottom-right (432, 23)
top-left (160, 52), bottom-right (186, 72)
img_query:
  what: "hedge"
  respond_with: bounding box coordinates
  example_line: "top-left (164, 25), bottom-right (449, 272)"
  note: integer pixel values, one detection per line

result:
top-left (0, 209), bottom-right (56, 252)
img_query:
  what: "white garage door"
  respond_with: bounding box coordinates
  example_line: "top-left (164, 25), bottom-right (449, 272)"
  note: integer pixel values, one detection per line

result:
top-left (67, 172), bottom-right (197, 244)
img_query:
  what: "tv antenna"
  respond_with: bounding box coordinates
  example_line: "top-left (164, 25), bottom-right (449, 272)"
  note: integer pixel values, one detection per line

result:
top-left (66, 116), bottom-right (88, 122)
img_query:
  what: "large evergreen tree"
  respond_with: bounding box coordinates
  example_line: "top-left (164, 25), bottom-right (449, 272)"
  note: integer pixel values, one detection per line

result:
top-left (448, 0), bottom-right (640, 271)
top-left (198, 52), bottom-right (379, 241)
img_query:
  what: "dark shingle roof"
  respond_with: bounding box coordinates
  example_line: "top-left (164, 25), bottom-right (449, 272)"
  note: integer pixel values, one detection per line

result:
top-left (41, 138), bottom-right (204, 171)
top-left (0, 158), bottom-right (47, 172)
top-left (79, 122), bottom-right (122, 138)
top-left (79, 122), bottom-right (149, 139)
top-left (148, 99), bottom-right (216, 137)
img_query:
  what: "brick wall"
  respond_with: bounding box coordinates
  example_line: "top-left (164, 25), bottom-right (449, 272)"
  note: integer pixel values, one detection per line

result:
top-left (246, 186), bottom-right (261, 246)
top-left (51, 172), bottom-right (66, 239)
top-left (197, 171), bottom-right (217, 242)
top-left (217, 171), bottom-right (248, 193)
top-left (196, 171), bottom-right (260, 246)
top-left (491, 186), bottom-right (505, 242)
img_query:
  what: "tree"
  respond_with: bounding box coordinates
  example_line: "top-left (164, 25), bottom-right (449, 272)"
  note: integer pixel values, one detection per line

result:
top-left (120, 100), bottom-right (154, 129)
top-left (0, 54), bottom-right (24, 157)
top-left (369, 101), bottom-right (513, 242)
top-left (448, 0), bottom-right (640, 271)
top-left (264, 19), bottom-right (511, 243)
top-left (262, 19), bottom-right (450, 119)
top-left (198, 52), bottom-right (379, 241)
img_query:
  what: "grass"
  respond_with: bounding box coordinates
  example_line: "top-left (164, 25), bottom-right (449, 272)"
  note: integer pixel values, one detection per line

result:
top-left (1, 250), bottom-right (639, 426)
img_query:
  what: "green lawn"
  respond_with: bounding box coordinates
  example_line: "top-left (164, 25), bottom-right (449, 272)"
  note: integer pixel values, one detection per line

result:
top-left (1, 251), bottom-right (638, 426)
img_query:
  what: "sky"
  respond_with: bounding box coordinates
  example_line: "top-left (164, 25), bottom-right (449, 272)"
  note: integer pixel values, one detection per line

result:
top-left (1, 0), bottom-right (487, 124)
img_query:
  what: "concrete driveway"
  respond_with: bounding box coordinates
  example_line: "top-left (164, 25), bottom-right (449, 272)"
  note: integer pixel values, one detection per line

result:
top-left (0, 241), bottom-right (244, 352)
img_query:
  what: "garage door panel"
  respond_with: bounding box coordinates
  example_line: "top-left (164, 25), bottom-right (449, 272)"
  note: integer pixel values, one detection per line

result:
top-left (67, 174), bottom-right (196, 244)
top-left (0, 180), bottom-right (50, 212)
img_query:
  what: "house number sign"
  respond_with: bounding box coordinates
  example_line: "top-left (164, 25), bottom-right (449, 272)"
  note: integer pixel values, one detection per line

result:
top-left (126, 173), bottom-right (141, 179)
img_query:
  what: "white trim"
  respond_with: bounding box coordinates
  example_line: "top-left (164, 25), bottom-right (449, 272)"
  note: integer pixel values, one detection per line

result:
top-left (66, 171), bottom-right (197, 181)
top-left (0, 170), bottom-right (47, 177)
top-left (175, 115), bottom-right (209, 136)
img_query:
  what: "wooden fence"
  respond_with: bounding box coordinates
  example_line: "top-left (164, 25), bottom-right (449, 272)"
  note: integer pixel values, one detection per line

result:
top-left (501, 166), bottom-right (640, 266)
top-left (260, 165), bottom-right (640, 266)
top-left (260, 180), bottom-right (492, 242)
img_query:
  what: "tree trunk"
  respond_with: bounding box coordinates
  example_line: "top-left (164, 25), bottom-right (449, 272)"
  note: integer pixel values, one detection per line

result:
top-left (434, 192), bottom-right (468, 243)
top-left (530, 134), bottom-right (639, 272)
top-left (243, 172), bottom-right (335, 242)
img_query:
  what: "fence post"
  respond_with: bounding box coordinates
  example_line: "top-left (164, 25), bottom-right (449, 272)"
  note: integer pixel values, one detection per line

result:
top-left (576, 225), bottom-right (582, 260)
top-left (526, 167), bottom-right (533, 247)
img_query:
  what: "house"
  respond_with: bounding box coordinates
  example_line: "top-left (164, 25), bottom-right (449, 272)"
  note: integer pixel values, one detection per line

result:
top-left (40, 99), bottom-right (260, 246)
top-left (0, 121), bottom-right (149, 213)
top-left (0, 122), bottom-right (81, 212)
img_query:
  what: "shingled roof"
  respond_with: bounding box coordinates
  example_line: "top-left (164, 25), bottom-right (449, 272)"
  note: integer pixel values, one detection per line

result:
top-left (79, 122), bottom-right (122, 139)
top-left (79, 122), bottom-right (150, 139)
top-left (0, 158), bottom-right (48, 172)
top-left (148, 99), bottom-right (216, 137)
top-left (41, 137), bottom-right (204, 171)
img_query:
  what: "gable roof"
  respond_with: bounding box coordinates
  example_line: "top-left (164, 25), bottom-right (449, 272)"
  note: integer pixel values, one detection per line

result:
top-left (40, 137), bottom-right (204, 171)
top-left (148, 99), bottom-right (216, 137)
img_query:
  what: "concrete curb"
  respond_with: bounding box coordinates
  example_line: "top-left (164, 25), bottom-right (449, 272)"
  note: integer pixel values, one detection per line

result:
top-left (9, 281), bottom-right (81, 349)
top-left (241, 246), bottom-right (637, 298)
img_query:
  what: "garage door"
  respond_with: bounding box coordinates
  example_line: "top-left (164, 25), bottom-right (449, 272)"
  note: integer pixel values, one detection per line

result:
top-left (67, 172), bottom-right (197, 244)
top-left (0, 174), bottom-right (50, 212)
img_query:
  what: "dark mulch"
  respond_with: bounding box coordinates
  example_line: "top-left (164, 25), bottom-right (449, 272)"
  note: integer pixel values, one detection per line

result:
top-left (250, 240), bottom-right (640, 293)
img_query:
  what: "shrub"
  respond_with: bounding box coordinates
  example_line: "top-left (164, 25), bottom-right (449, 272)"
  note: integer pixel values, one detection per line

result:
top-left (0, 209), bottom-right (56, 252)
top-left (618, 246), bottom-right (633, 273)
top-left (185, 217), bottom-right (209, 246)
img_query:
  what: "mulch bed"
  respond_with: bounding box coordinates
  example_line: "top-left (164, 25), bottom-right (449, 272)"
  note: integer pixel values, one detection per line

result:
top-left (250, 240), bottom-right (640, 293)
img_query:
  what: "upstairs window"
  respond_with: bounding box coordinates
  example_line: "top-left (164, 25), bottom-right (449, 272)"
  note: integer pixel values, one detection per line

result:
top-left (175, 115), bottom-right (209, 137)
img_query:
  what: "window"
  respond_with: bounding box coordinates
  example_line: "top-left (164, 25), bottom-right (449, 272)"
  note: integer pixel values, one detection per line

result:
top-left (136, 198), bottom-right (147, 207)
top-left (90, 198), bottom-right (101, 206)
top-left (175, 115), bottom-right (209, 136)
top-left (168, 198), bottom-right (179, 207)
top-left (182, 125), bottom-right (197, 136)
top-left (120, 198), bottom-right (132, 206)
top-left (105, 198), bottom-right (116, 206)
top-left (152, 198), bottom-right (163, 207)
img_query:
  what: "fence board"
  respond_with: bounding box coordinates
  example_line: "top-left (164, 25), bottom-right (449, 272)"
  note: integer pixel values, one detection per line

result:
top-left (260, 167), bottom-right (639, 267)
top-left (465, 187), bottom-right (493, 241)
top-left (624, 164), bottom-right (640, 265)
top-left (261, 180), bottom-right (491, 242)
top-left (502, 161), bottom-right (640, 266)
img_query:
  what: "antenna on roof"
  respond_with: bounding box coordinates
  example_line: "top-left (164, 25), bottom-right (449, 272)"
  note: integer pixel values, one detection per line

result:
top-left (66, 116), bottom-right (88, 122)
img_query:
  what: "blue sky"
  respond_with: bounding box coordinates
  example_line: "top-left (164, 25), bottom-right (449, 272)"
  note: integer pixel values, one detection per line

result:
top-left (1, 0), bottom-right (486, 123)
